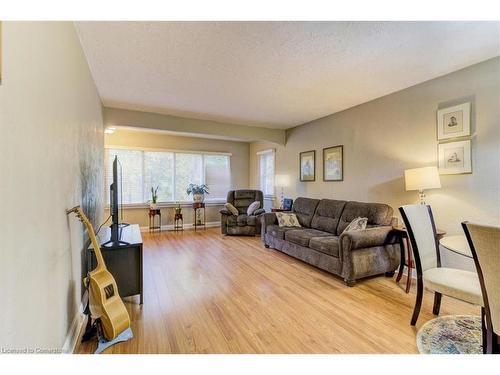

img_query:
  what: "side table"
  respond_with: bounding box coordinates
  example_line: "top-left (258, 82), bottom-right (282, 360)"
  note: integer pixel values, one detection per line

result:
top-left (192, 202), bottom-right (206, 231)
top-left (148, 208), bottom-right (161, 232)
top-left (393, 226), bottom-right (446, 293)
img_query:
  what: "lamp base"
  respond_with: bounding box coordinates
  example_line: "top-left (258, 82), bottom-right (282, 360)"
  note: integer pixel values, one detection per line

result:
top-left (419, 190), bottom-right (426, 205)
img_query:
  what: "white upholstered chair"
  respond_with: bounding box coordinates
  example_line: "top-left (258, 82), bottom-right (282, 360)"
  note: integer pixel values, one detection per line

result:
top-left (462, 222), bottom-right (500, 354)
top-left (398, 205), bottom-right (483, 326)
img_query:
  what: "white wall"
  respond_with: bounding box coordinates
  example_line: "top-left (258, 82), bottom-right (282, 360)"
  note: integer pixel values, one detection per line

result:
top-left (250, 57), bottom-right (500, 267)
top-left (0, 22), bottom-right (104, 351)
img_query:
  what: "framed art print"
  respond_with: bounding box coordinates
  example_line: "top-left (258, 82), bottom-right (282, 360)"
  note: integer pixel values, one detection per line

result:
top-left (438, 139), bottom-right (471, 175)
top-left (323, 145), bottom-right (343, 181)
top-left (437, 102), bottom-right (470, 140)
top-left (299, 150), bottom-right (315, 181)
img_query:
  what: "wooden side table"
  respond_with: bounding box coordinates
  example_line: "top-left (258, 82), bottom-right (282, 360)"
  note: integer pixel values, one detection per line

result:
top-left (148, 208), bottom-right (161, 232)
top-left (192, 202), bottom-right (206, 231)
top-left (393, 227), bottom-right (446, 293)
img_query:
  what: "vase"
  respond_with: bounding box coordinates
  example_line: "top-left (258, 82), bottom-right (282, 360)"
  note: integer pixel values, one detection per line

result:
top-left (150, 202), bottom-right (158, 210)
top-left (193, 193), bottom-right (204, 203)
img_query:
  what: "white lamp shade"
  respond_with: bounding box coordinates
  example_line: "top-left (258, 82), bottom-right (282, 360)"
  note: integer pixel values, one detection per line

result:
top-left (275, 174), bottom-right (290, 187)
top-left (404, 166), bottom-right (441, 191)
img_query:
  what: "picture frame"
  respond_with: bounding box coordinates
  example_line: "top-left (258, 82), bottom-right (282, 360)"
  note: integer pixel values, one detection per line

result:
top-left (436, 102), bottom-right (470, 140)
top-left (282, 198), bottom-right (293, 211)
top-left (299, 150), bottom-right (315, 181)
top-left (438, 139), bottom-right (471, 175)
top-left (323, 145), bottom-right (343, 181)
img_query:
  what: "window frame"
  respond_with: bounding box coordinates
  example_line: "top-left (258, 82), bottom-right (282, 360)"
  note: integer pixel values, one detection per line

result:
top-left (105, 145), bottom-right (232, 207)
top-left (257, 148), bottom-right (276, 198)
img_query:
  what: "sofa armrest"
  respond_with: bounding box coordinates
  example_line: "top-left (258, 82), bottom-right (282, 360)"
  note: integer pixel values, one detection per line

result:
top-left (253, 208), bottom-right (265, 216)
top-left (219, 209), bottom-right (231, 215)
top-left (340, 226), bottom-right (399, 251)
top-left (261, 212), bottom-right (277, 240)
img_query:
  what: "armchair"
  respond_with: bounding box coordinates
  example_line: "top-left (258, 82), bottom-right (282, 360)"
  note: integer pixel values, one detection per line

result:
top-left (220, 190), bottom-right (265, 236)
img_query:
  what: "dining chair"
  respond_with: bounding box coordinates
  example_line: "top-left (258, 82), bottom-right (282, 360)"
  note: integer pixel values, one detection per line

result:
top-left (462, 222), bottom-right (500, 354)
top-left (399, 205), bottom-right (483, 326)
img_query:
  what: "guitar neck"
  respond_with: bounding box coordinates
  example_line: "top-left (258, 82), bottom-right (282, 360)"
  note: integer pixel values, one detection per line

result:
top-left (86, 222), bottom-right (106, 271)
top-left (68, 206), bottom-right (107, 271)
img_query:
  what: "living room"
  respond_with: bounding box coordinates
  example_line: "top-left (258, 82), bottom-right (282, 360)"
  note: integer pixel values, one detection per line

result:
top-left (1, 1), bottom-right (500, 373)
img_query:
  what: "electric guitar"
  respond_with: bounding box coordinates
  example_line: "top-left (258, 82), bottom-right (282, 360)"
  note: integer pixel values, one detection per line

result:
top-left (67, 206), bottom-right (131, 341)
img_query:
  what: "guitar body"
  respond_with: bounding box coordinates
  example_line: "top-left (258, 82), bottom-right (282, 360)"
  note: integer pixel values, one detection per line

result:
top-left (88, 268), bottom-right (131, 341)
top-left (68, 206), bottom-right (131, 342)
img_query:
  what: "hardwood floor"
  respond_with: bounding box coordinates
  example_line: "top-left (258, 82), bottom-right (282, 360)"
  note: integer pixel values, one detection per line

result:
top-left (76, 228), bottom-right (478, 354)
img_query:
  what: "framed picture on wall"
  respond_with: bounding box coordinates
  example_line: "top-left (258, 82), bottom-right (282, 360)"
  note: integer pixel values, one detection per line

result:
top-left (323, 145), bottom-right (343, 181)
top-left (437, 102), bottom-right (470, 140)
top-left (438, 139), bottom-right (472, 175)
top-left (299, 150), bottom-right (315, 181)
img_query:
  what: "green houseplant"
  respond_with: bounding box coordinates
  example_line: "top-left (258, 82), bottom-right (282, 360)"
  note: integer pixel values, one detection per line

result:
top-left (186, 183), bottom-right (209, 203)
top-left (149, 186), bottom-right (159, 209)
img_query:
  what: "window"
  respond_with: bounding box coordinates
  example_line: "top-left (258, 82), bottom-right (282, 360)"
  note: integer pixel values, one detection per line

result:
top-left (258, 149), bottom-right (275, 197)
top-left (105, 147), bottom-right (231, 204)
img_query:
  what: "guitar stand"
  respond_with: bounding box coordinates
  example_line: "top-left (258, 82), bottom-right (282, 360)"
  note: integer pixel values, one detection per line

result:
top-left (81, 304), bottom-right (133, 354)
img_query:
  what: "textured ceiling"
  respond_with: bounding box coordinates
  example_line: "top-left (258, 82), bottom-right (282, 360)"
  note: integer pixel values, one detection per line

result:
top-left (76, 21), bottom-right (500, 129)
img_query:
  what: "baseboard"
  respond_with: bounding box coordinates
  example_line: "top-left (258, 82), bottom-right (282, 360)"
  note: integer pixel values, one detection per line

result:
top-left (139, 221), bottom-right (220, 232)
top-left (62, 292), bottom-right (88, 354)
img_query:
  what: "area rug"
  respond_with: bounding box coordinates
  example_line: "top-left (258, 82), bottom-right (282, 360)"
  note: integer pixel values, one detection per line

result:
top-left (416, 315), bottom-right (482, 354)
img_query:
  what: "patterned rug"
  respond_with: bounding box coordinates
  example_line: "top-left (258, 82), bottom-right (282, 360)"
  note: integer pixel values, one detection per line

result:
top-left (416, 315), bottom-right (482, 354)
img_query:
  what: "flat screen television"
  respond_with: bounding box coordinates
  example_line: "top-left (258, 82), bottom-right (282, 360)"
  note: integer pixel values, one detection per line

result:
top-left (103, 155), bottom-right (129, 247)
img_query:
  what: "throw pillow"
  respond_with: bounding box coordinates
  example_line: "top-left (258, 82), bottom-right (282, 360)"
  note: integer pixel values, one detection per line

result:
top-left (343, 217), bottom-right (368, 233)
top-left (247, 201), bottom-right (261, 216)
top-left (276, 212), bottom-right (301, 227)
top-left (224, 203), bottom-right (239, 216)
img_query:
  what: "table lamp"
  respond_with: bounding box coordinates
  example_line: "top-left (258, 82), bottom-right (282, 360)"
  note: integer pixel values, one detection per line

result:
top-left (274, 174), bottom-right (290, 208)
top-left (404, 166), bottom-right (441, 205)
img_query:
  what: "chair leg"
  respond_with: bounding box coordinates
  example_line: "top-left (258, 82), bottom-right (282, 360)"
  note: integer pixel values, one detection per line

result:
top-left (432, 292), bottom-right (442, 315)
top-left (411, 276), bottom-right (423, 326)
top-left (493, 332), bottom-right (500, 354)
top-left (481, 307), bottom-right (487, 354)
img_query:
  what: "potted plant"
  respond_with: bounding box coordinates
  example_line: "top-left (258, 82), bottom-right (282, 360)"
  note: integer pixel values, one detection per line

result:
top-left (186, 183), bottom-right (209, 203)
top-left (149, 186), bottom-right (159, 209)
top-left (174, 202), bottom-right (182, 215)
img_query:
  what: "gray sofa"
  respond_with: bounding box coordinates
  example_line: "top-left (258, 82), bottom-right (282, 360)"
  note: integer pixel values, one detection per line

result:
top-left (261, 197), bottom-right (401, 286)
top-left (220, 190), bottom-right (265, 236)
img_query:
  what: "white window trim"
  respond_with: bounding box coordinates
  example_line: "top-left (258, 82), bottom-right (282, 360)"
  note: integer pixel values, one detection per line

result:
top-left (258, 148), bottom-right (276, 199)
top-left (105, 145), bottom-right (232, 206)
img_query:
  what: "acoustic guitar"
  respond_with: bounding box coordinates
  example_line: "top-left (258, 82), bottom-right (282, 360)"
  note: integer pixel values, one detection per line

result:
top-left (67, 206), bottom-right (131, 341)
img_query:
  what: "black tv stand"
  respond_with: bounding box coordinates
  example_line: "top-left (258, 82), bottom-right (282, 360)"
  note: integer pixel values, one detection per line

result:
top-left (88, 224), bottom-right (143, 304)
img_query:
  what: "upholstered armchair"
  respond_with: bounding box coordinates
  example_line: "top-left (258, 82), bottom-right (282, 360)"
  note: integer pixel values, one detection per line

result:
top-left (220, 190), bottom-right (265, 236)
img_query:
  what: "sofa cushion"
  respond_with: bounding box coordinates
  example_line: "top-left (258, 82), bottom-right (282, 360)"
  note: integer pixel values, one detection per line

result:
top-left (342, 217), bottom-right (368, 233)
top-left (337, 201), bottom-right (393, 235)
top-left (246, 215), bottom-right (257, 226)
top-left (310, 199), bottom-right (347, 234)
top-left (224, 202), bottom-right (239, 216)
top-left (292, 197), bottom-right (320, 227)
top-left (276, 212), bottom-right (301, 227)
top-left (266, 224), bottom-right (297, 240)
top-left (285, 228), bottom-right (331, 247)
top-left (236, 214), bottom-right (257, 226)
top-left (309, 236), bottom-right (340, 257)
top-left (247, 201), bottom-right (261, 215)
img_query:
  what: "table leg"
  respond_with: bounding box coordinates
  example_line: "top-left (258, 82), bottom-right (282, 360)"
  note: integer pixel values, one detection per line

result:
top-left (396, 237), bottom-right (405, 283)
top-left (405, 242), bottom-right (413, 293)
